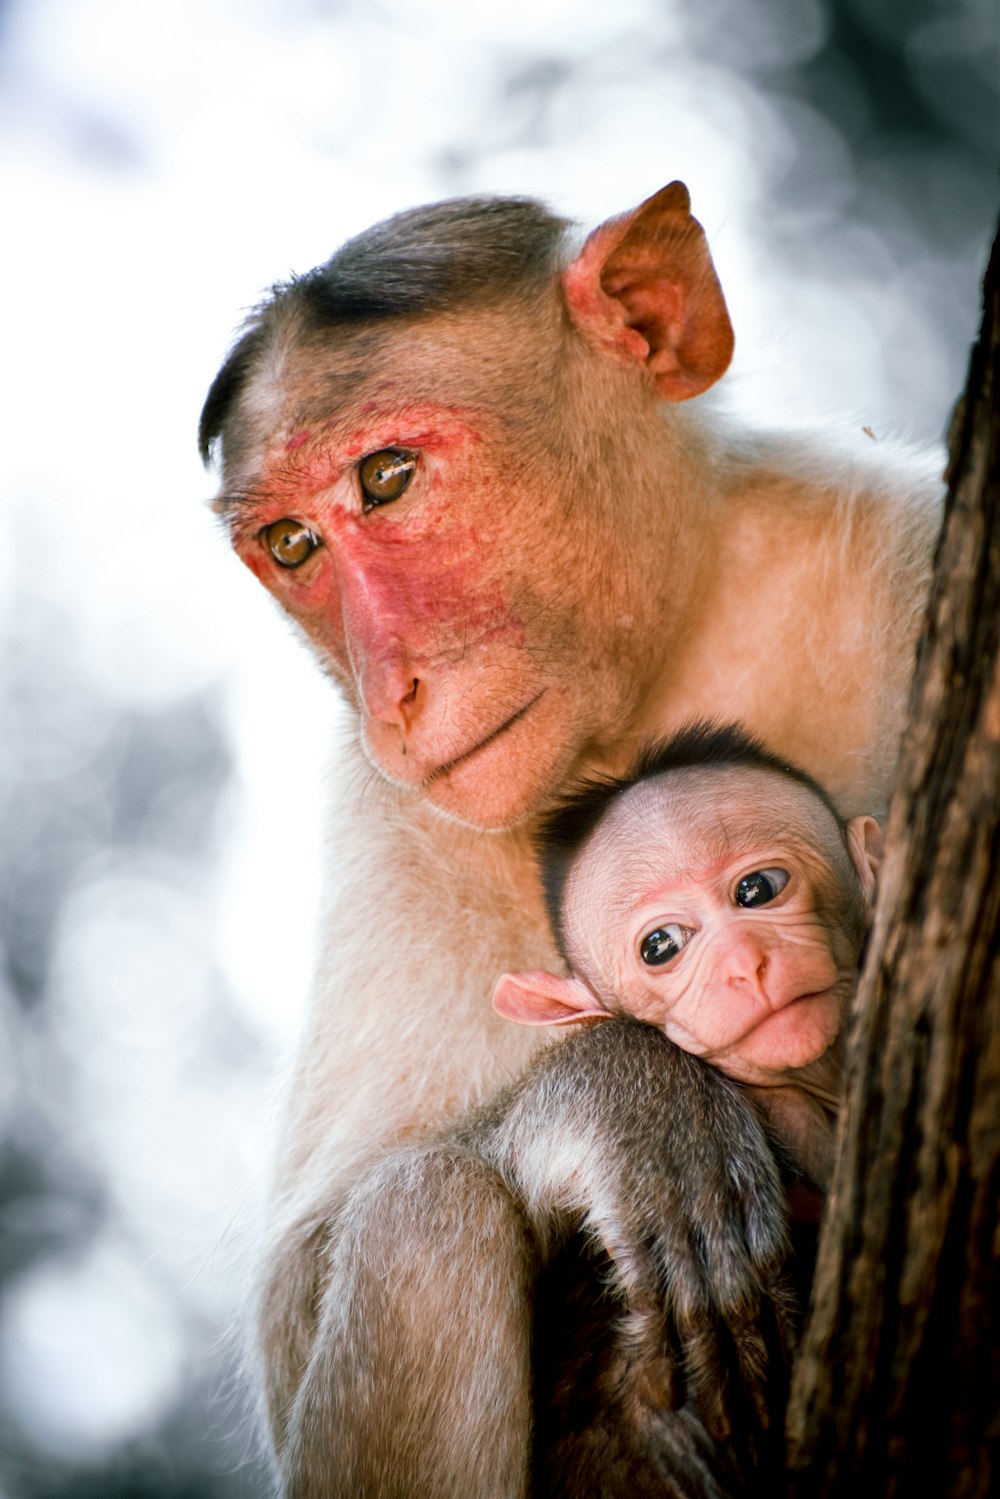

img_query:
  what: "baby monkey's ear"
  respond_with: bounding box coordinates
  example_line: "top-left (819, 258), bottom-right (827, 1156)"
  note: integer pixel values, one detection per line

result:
top-left (845, 814), bottom-right (883, 904)
top-left (491, 970), bottom-right (611, 1028)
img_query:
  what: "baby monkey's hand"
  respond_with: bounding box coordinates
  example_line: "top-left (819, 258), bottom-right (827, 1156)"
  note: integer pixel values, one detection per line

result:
top-left (476, 1020), bottom-right (798, 1473)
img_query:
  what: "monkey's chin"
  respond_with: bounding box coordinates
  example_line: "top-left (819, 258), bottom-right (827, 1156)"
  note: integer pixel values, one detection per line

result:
top-left (368, 744), bottom-right (548, 832)
top-left (419, 753), bottom-right (556, 832)
top-left (408, 693), bottom-right (565, 832)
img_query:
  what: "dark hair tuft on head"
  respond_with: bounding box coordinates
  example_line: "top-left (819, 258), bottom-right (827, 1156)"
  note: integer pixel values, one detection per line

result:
top-left (292, 196), bottom-right (568, 325)
top-left (198, 195), bottom-right (568, 467)
top-left (536, 721), bottom-right (841, 958)
top-left (198, 323), bottom-right (269, 464)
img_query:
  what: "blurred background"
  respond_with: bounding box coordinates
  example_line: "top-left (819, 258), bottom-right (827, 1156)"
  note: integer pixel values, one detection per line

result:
top-left (0, 0), bottom-right (996, 1493)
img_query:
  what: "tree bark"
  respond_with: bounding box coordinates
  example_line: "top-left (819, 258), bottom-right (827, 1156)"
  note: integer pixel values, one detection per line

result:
top-left (784, 221), bottom-right (1000, 1495)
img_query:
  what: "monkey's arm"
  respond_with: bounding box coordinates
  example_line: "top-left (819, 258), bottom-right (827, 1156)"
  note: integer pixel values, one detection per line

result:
top-left (258, 762), bottom-right (786, 1493)
top-left (279, 1020), bottom-right (780, 1499)
top-left (255, 755), bottom-right (558, 1467)
top-left (469, 1020), bottom-right (797, 1458)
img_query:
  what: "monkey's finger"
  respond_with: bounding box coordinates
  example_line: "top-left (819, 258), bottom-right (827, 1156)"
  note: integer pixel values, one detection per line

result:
top-left (666, 1318), bottom-right (736, 1443)
top-left (675, 1302), bottom-right (777, 1447)
top-left (739, 1281), bottom-right (799, 1427)
top-left (584, 1198), bottom-right (689, 1311)
top-left (763, 1276), bottom-right (800, 1355)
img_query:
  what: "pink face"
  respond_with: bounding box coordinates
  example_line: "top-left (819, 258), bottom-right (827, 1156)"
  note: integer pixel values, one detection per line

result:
top-left (211, 184), bottom-right (738, 831)
top-left (221, 367), bottom-right (657, 831)
top-left (549, 770), bottom-right (877, 1084)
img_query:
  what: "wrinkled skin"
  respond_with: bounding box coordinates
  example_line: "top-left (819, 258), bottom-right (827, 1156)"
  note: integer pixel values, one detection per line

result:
top-left (496, 763), bottom-right (881, 1087)
top-left (494, 757), bottom-right (883, 1203)
top-left (222, 304), bottom-right (706, 832)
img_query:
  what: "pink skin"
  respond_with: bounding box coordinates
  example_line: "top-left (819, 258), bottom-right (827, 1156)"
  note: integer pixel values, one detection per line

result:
top-left (613, 860), bottom-right (847, 1081)
top-left (232, 409), bottom-right (532, 769)
top-left (493, 770), bottom-right (880, 1087)
top-left (218, 187), bottom-right (740, 831)
top-left (225, 401), bottom-right (639, 829)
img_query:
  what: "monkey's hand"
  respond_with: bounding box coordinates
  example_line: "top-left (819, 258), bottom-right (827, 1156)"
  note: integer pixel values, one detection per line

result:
top-left (478, 1020), bottom-right (796, 1459)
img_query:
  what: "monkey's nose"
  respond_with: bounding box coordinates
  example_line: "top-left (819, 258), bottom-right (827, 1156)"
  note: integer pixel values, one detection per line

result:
top-left (723, 932), bottom-right (770, 995)
top-left (397, 678), bottom-right (421, 734)
top-left (359, 663), bottom-right (425, 733)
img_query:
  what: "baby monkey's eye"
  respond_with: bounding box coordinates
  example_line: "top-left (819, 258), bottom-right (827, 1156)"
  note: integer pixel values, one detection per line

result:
top-left (640, 923), bottom-right (693, 967)
top-left (263, 519), bottom-right (320, 568)
top-left (734, 868), bottom-right (790, 908)
top-left (358, 448), bottom-right (417, 511)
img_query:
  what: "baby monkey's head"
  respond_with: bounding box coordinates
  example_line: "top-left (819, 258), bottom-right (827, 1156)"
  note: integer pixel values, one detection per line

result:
top-left (493, 724), bottom-right (881, 1087)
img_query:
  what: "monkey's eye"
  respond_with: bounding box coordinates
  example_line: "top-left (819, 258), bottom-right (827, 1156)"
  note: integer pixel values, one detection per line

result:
top-left (262, 518), bottom-right (320, 569)
top-left (358, 448), bottom-right (417, 511)
top-left (640, 924), bottom-right (693, 967)
top-left (734, 868), bottom-right (790, 908)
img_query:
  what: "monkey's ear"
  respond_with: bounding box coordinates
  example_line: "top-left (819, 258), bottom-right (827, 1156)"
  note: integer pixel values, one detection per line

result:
top-left (563, 181), bottom-right (734, 401)
top-left (491, 971), bottom-right (611, 1028)
top-left (845, 815), bottom-right (883, 906)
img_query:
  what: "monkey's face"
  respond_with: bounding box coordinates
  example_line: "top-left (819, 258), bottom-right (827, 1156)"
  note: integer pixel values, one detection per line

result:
top-left (563, 769), bottom-right (879, 1085)
top-left (217, 308), bottom-right (673, 830)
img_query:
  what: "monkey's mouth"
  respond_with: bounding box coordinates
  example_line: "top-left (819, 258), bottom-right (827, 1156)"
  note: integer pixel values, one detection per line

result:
top-left (427, 693), bottom-right (544, 783)
top-left (736, 983), bottom-right (843, 1048)
top-left (749, 986), bottom-right (834, 1024)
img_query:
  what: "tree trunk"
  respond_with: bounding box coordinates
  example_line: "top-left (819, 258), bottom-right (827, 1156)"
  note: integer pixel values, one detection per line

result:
top-left (784, 221), bottom-right (1000, 1495)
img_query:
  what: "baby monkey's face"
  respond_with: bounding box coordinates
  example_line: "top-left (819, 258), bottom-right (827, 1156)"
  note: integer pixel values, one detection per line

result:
top-left (561, 768), bottom-right (879, 1086)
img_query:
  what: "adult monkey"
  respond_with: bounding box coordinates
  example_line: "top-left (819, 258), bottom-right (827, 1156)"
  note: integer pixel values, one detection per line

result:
top-left (200, 183), bottom-right (940, 1494)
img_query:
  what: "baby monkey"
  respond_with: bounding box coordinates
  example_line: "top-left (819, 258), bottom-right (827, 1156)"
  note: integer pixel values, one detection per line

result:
top-left (476, 724), bottom-right (881, 1493)
top-left (494, 722), bottom-right (882, 1193)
